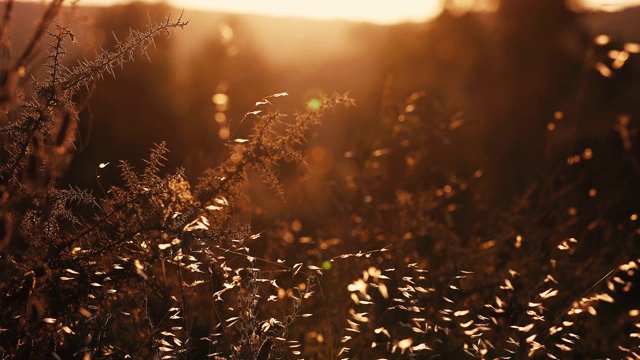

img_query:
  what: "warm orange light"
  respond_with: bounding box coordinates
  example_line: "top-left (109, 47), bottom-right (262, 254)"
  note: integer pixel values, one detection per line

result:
top-left (576, 0), bottom-right (640, 11)
top-left (171, 0), bottom-right (443, 24)
top-left (26, 0), bottom-right (640, 24)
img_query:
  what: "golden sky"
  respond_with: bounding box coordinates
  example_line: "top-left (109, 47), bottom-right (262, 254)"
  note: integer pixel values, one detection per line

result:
top-left (578, 0), bottom-right (640, 10)
top-left (77, 0), bottom-right (640, 24)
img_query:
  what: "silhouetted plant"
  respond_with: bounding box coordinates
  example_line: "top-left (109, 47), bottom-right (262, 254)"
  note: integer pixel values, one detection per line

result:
top-left (0, 4), bottom-right (353, 358)
top-left (2, 2), bottom-right (640, 360)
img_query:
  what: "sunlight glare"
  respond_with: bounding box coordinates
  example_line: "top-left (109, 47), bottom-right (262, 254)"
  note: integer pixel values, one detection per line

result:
top-left (576, 0), bottom-right (640, 11)
top-left (26, 0), bottom-right (640, 23)
top-left (169, 0), bottom-right (443, 24)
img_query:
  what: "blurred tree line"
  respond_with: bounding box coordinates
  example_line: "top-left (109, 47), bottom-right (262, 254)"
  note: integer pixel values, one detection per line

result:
top-left (55, 0), bottom-right (638, 212)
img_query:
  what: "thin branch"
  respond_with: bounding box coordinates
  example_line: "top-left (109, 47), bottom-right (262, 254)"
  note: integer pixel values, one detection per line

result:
top-left (14, 0), bottom-right (64, 70)
top-left (0, 0), bottom-right (14, 61)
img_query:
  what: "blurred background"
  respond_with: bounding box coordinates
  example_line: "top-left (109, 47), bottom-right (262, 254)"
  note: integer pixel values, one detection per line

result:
top-left (8, 0), bottom-right (640, 235)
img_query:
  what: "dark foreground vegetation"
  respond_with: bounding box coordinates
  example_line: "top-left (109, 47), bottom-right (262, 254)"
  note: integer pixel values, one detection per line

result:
top-left (1, 0), bottom-right (640, 359)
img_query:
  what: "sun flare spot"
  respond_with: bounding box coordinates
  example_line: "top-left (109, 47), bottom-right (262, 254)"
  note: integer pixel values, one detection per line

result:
top-left (307, 98), bottom-right (322, 111)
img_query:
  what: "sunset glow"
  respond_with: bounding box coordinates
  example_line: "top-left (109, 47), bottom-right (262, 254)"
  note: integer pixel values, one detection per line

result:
top-left (75, 0), bottom-right (640, 24)
top-left (77, 0), bottom-right (442, 24)
top-left (174, 0), bottom-right (444, 24)
top-left (576, 0), bottom-right (640, 11)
